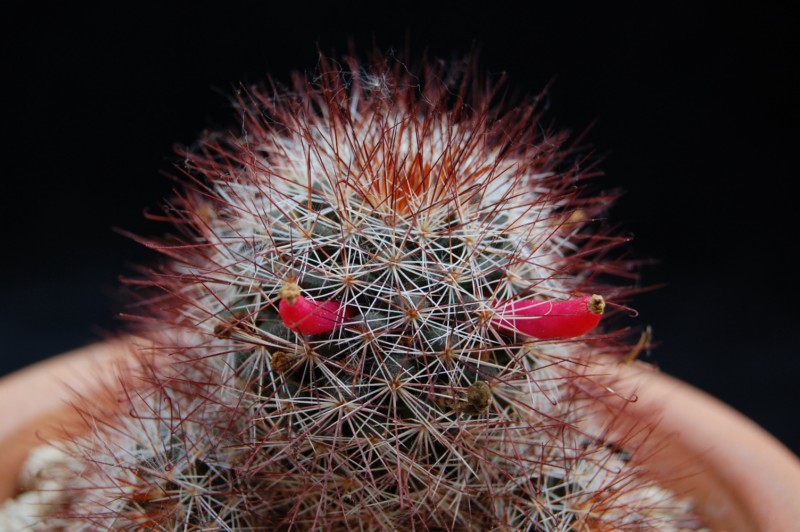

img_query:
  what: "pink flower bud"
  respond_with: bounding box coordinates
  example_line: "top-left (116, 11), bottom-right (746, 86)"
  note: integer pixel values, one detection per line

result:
top-left (278, 282), bottom-right (352, 335)
top-left (492, 294), bottom-right (605, 339)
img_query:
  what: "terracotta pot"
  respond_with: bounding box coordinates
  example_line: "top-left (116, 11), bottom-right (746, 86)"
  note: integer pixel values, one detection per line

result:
top-left (600, 361), bottom-right (800, 531)
top-left (1, 342), bottom-right (799, 529)
top-left (0, 340), bottom-right (137, 502)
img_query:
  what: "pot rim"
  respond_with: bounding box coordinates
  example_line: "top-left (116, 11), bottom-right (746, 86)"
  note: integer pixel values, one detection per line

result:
top-left (601, 360), bottom-right (800, 531)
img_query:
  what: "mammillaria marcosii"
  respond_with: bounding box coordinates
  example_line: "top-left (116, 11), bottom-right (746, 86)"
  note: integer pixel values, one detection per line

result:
top-left (12, 53), bottom-right (701, 530)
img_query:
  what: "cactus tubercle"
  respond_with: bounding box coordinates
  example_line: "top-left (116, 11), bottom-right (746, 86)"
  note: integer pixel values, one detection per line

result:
top-left (492, 294), bottom-right (605, 339)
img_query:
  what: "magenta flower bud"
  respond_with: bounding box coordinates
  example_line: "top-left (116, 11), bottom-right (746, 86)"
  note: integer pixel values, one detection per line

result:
top-left (492, 294), bottom-right (605, 339)
top-left (278, 281), bottom-right (352, 335)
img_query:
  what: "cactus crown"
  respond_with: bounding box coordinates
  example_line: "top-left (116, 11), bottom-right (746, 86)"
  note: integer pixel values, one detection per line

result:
top-left (35, 54), bottom-right (697, 530)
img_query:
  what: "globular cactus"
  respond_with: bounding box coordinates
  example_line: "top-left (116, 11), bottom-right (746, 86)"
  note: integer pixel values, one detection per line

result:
top-left (24, 54), bottom-right (701, 530)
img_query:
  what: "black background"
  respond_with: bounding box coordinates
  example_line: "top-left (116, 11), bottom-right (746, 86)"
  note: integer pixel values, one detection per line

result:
top-left (2, 3), bottom-right (798, 455)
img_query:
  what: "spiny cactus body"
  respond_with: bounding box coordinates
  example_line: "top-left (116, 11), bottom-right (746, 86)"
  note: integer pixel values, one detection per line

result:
top-left (29, 55), bottom-right (699, 530)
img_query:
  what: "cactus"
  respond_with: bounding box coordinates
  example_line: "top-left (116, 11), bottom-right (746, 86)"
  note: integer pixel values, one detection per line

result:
top-left (12, 53), bottom-right (702, 530)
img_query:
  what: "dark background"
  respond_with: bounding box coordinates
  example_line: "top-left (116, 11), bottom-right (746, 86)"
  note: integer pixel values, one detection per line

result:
top-left (2, 3), bottom-right (798, 455)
